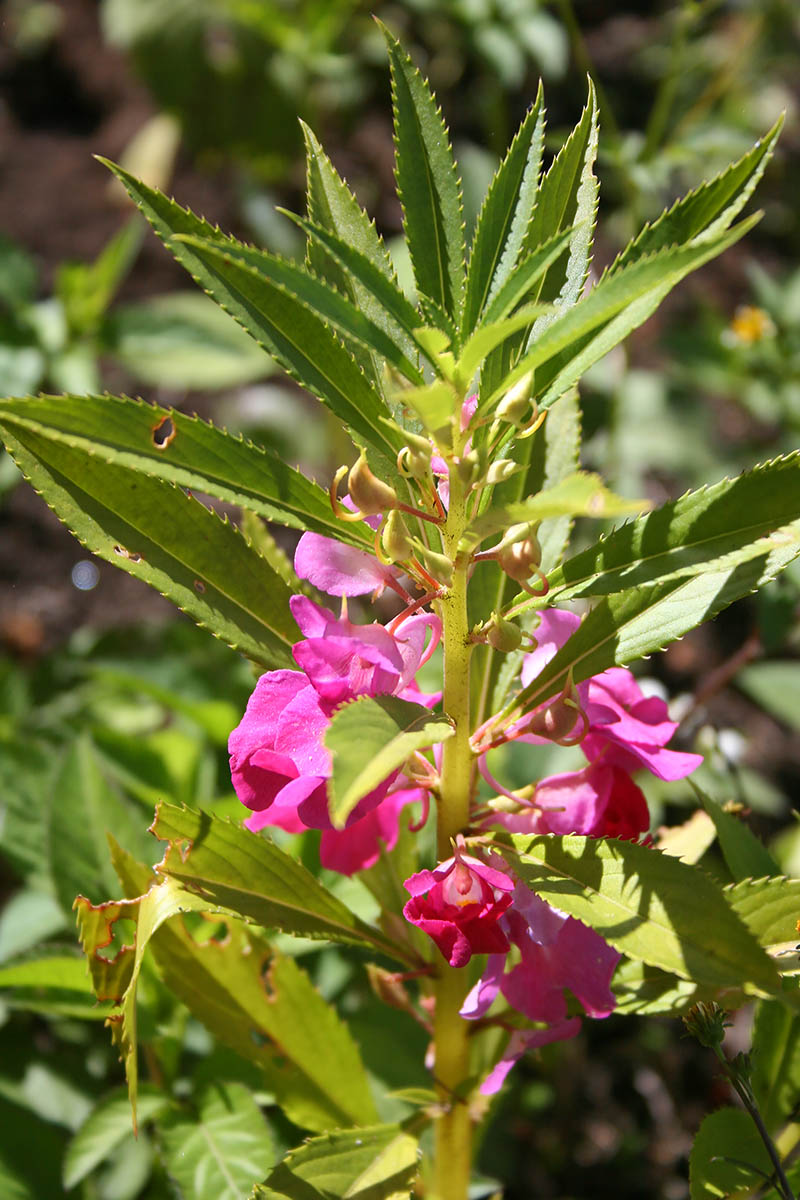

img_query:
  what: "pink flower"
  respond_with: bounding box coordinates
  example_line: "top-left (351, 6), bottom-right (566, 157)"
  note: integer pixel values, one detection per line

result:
top-left (228, 593), bottom-right (440, 874)
top-left (489, 763), bottom-right (650, 841)
top-left (403, 841), bottom-right (515, 967)
top-left (460, 881), bottom-right (620, 1093)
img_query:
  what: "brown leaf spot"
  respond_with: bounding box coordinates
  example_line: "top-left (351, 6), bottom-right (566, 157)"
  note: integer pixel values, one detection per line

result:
top-left (152, 415), bottom-right (176, 449)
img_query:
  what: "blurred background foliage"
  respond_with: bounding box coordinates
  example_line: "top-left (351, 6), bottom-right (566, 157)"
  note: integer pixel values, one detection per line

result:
top-left (1, 0), bottom-right (800, 1196)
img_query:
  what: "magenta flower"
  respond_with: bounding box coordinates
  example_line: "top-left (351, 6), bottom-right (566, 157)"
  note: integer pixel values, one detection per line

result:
top-left (403, 840), bottom-right (515, 967)
top-left (228, 586), bottom-right (440, 874)
top-left (460, 881), bottom-right (619, 1093)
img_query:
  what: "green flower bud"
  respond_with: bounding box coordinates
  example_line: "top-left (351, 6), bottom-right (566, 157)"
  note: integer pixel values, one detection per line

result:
top-left (496, 372), bottom-right (534, 426)
top-left (417, 545), bottom-right (454, 587)
top-left (348, 451), bottom-right (398, 515)
top-left (497, 529), bottom-right (542, 583)
top-left (485, 458), bottom-right (520, 484)
top-left (486, 612), bottom-right (523, 653)
top-left (381, 511), bottom-right (414, 562)
top-left (398, 432), bottom-right (433, 480)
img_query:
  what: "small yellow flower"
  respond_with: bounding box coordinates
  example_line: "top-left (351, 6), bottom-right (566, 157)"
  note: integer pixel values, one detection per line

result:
top-left (727, 304), bottom-right (776, 346)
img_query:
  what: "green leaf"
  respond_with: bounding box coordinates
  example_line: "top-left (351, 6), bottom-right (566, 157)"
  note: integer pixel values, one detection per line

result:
top-left (98, 159), bottom-right (404, 475)
top-left (511, 834), bottom-right (781, 995)
top-left (611, 114), bottom-right (783, 275)
top-left (0, 422), bottom-right (299, 669)
top-left (151, 804), bottom-right (415, 963)
top-left (63, 1086), bottom-right (169, 1188)
top-left (694, 784), bottom-right (779, 883)
top-left (381, 22), bottom-right (466, 328)
top-left (738, 660), bottom-right (800, 732)
top-left (463, 89), bottom-right (545, 334)
top-left (479, 227), bottom-right (575, 328)
top-left (752, 980), bottom-right (800, 1135)
top-left (547, 453), bottom-right (800, 602)
top-left (160, 1083), bottom-right (275, 1200)
top-left (76, 873), bottom-right (213, 1126)
top-left (0, 393), bottom-right (370, 547)
top-left (689, 1108), bottom-right (772, 1199)
top-left (252, 1125), bottom-right (419, 1200)
top-left (56, 218), bottom-right (142, 336)
top-left (103, 291), bottom-right (277, 388)
top-left (112, 843), bottom-right (378, 1132)
top-left (176, 234), bottom-right (425, 387)
top-left (463, 471), bottom-right (647, 547)
top-left (478, 215), bottom-right (760, 418)
top-left (511, 532), bottom-right (800, 718)
top-left (725, 878), bottom-right (800, 953)
top-left (0, 953), bottom-right (114, 1020)
top-left (325, 697), bottom-right (453, 828)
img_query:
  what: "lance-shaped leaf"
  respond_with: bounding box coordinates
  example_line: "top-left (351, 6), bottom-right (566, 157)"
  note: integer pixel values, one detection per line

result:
top-left (463, 471), bottom-right (647, 548)
top-left (151, 804), bottom-right (416, 964)
top-left (113, 845), bottom-right (378, 1132)
top-left (160, 1083), bottom-right (275, 1200)
top-left (610, 114), bottom-right (783, 275)
top-left (63, 1087), bottom-right (170, 1189)
top-left (478, 226), bottom-right (575, 328)
top-left (0, 424), bottom-right (298, 670)
top-left (480, 86), bottom-right (597, 399)
top-left (381, 21), bottom-right (466, 329)
top-left (76, 875), bottom-right (214, 1127)
top-left (509, 527), bottom-right (800, 719)
top-left (176, 234), bottom-right (425, 387)
top-left (510, 834), bottom-right (781, 995)
top-left (0, 393), bottom-right (371, 548)
top-left (546, 453), bottom-right (800, 601)
top-left (325, 696), bottom-right (453, 828)
top-left (477, 214), bottom-right (759, 418)
top-left (99, 159), bottom-right (404, 476)
top-left (694, 784), bottom-right (779, 884)
top-left (463, 89), bottom-right (545, 334)
top-left (251, 1125), bottom-right (419, 1200)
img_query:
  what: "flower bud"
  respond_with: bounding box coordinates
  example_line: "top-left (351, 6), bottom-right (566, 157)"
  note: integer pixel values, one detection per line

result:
top-left (496, 373), bottom-right (534, 426)
top-left (381, 510), bottom-right (414, 562)
top-left (455, 450), bottom-right (480, 486)
top-left (417, 545), bottom-right (454, 587)
top-left (348, 451), bottom-right (398, 515)
top-left (397, 432), bottom-right (433, 480)
top-left (525, 695), bottom-right (581, 742)
top-left (485, 458), bottom-right (520, 485)
top-left (497, 528), bottom-right (542, 583)
top-left (486, 612), bottom-right (523, 653)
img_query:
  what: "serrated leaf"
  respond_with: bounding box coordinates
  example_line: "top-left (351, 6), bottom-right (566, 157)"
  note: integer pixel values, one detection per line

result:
top-left (151, 803), bottom-right (415, 963)
top-left (113, 843), bottom-right (378, 1132)
top-left (547, 453), bottom-right (800, 601)
top-left (464, 471), bottom-right (647, 547)
top-left (381, 22), bottom-right (466, 329)
top-left (75, 874), bottom-right (213, 1126)
top-left (99, 159), bottom-right (404, 477)
top-left (63, 1086), bottom-right (169, 1188)
top-left (511, 834), bottom-right (781, 995)
top-left (252, 1124), bottom-right (418, 1200)
top-left (611, 114), bottom-right (783, 275)
top-left (694, 785), bottom-right (779, 883)
top-left (160, 1082), bottom-right (275, 1200)
top-left (477, 215), bottom-right (760, 419)
top-left (325, 697), bottom-right (453, 828)
top-left (0, 422), bottom-right (298, 669)
top-left (478, 226), bottom-right (575, 328)
top-left (176, 234), bottom-right (425, 387)
top-left (751, 980), bottom-right (800, 1135)
top-left (0, 393), bottom-right (370, 548)
top-left (463, 90), bottom-right (545, 333)
top-left (689, 1108), bottom-right (772, 1199)
top-left (510, 532), bottom-right (800, 719)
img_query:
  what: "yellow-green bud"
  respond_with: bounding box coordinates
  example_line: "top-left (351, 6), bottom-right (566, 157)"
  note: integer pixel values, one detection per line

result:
top-left (348, 451), bottom-right (398, 515)
top-left (381, 511), bottom-right (414, 562)
top-left (496, 372), bottom-right (534, 426)
top-left (485, 458), bottom-right (520, 484)
top-left (417, 545), bottom-right (454, 587)
top-left (486, 612), bottom-right (523, 652)
top-left (397, 432), bottom-right (433, 480)
top-left (497, 529), bottom-right (542, 583)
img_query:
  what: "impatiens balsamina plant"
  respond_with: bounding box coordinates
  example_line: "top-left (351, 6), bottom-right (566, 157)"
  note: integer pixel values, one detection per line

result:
top-left (3, 25), bottom-right (800, 1200)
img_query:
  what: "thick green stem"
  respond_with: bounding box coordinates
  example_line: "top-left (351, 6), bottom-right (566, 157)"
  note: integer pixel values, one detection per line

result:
top-left (431, 465), bottom-right (474, 1200)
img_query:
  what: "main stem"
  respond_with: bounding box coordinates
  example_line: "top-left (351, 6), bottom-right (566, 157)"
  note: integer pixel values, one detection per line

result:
top-left (432, 465), bottom-right (474, 1200)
